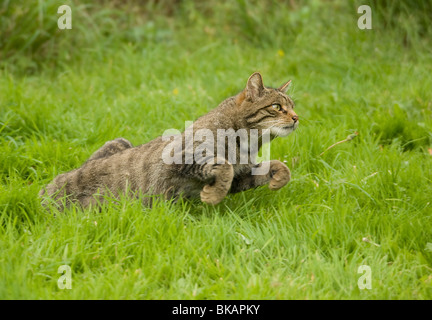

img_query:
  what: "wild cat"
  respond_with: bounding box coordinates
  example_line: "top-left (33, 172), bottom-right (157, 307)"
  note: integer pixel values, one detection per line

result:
top-left (40, 72), bottom-right (299, 210)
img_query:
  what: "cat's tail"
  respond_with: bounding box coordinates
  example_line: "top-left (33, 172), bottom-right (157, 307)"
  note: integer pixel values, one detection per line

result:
top-left (39, 170), bottom-right (78, 211)
top-left (38, 188), bottom-right (46, 197)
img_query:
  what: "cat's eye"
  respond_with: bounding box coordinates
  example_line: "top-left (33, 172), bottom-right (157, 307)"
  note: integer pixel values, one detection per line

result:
top-left (271, 104), bottom-right (281, 111)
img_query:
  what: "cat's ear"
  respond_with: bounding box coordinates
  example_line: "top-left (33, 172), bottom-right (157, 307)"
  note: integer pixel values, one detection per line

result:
top-left (278, 80), bottom-right (292, 94)
top-left (246, 72), bottom-right (265, 101)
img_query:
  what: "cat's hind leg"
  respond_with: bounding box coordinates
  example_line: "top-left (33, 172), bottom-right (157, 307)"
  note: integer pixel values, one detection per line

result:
top-left (86, 138), bottom-right (133, 163)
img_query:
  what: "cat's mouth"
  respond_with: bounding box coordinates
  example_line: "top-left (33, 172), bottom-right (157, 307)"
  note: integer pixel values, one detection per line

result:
top-left (282, 124), bottom-right (295, 130)
top-left (271, 122), bottom-right (298, 137)
top-left (283, 121), bottom-right (299, 131)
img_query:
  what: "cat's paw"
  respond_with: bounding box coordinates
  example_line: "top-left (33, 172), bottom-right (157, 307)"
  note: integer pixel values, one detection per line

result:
top-left (200, 159), bottom-right (233, 205)
top-left (268, 161), bottom-right (291, 191)
top-left (200, 184), bottom-right (228, 205)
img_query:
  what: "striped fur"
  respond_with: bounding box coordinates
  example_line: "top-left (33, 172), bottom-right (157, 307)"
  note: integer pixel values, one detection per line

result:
top-left (40, 72), bottom-right (299, 210)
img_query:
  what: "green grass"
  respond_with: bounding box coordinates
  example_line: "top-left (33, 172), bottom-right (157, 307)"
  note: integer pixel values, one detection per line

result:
top-left (1, 0), bottom-right (432, 299)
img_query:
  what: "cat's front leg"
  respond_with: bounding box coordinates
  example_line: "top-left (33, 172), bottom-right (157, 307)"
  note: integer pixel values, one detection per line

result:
top-left (198, 157), bottom-right (234, 205)
top-left (230, 160), bottom-right (291, 193)
top-left (267, 160), bottom-right (291, 190)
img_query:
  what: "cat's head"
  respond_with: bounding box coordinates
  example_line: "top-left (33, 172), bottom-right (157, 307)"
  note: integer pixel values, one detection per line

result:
top-left (236, 72), bottom-right (299, 137)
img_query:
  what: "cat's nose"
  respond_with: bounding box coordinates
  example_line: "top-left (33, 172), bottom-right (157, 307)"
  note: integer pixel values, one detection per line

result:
top-left (292, 115), bottom-right (299, 123)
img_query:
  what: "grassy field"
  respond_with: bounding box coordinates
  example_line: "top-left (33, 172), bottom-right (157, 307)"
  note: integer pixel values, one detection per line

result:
top-left (1, 0), bottom-right (432, 299)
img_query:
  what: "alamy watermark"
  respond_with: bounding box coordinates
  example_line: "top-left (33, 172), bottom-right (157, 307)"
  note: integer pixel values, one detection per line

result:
top-left (57, 5), bottom-right (372, 31)
top-left (358, 5), bottom-right (372, 30)
top-left (57, 265), bottom-right (72, 289)
top-left (58, 5), bottom-right (72, 30)
top-left (161, 121), bottom-right (272, 175)
top-left (357, 265), bottom-right (372, 290)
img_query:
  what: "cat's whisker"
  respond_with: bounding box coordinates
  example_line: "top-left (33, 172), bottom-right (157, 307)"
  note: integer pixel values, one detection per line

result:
top-left (257, 123), bottom-right (280, 139)
top-left (260, 119), bottom-right (281, 124)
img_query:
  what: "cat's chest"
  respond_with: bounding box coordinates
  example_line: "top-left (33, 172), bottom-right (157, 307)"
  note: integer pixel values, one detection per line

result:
top-left (233, 164), bottom-right (252, 177)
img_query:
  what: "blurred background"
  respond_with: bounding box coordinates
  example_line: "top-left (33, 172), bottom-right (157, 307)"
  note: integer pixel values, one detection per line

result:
top-left (1, 0), bottom-right (431, 153)
top-left (1, 0), bottom-right (431, 73)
